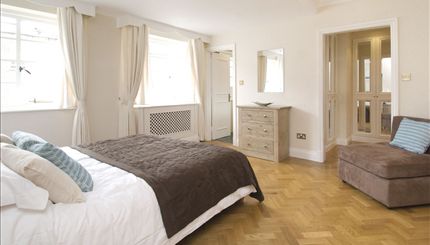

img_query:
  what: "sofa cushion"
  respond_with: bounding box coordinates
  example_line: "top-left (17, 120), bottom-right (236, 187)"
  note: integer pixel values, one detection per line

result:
top-left (338, 143), bottom-right (430, 179)
top-left (390, 118), bottom-right (430, 154)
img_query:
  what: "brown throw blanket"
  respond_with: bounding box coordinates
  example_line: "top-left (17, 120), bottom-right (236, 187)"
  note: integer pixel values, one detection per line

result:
top-left (74, 134), bottom-right (264, 238)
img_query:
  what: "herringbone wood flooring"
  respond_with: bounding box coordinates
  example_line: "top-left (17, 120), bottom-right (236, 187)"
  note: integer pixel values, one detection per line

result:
top-left (179, 142), bottom-right (430, 245)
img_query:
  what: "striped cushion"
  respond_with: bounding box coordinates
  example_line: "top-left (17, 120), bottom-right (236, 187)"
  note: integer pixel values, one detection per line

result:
top-left (22, 142), bottom-right (93, 192)
top-left (12, 131), bottom-right (46, 149)
top-left (390, 118), bottom-right (430, 154)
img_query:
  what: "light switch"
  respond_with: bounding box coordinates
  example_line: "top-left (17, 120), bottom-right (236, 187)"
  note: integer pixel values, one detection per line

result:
top-left (401, 73), bottom-right (411, 81)
top-left (239, 80), bottom-right (245, 85)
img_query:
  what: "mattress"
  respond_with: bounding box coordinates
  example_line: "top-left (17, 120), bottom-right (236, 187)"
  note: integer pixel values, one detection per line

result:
top-left (1, 147), bottom-right (256, 245)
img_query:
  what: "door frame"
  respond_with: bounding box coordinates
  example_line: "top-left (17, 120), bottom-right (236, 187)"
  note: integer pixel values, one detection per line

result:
top-left (207, 44), bottom-right (238, 145)
top-left (318, 18), bottom-right (399, 162)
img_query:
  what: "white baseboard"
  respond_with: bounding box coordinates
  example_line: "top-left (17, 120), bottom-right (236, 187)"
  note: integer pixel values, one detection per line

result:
top-left (325, 140), bottom-right (337, 151)
top-left (336, 137), bottom-right (352, 145)
top-left (290, 147), bottom-right (323, 163)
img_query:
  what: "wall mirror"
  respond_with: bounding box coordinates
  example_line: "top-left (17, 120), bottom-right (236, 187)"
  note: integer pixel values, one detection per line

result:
top-left (257, 48), bottom-right (284, 93)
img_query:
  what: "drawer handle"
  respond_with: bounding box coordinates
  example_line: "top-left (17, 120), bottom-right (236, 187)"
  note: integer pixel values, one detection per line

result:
top-left (263, 129), bottom-right (267, 132)
top-left (263, 115), bottom-right (267, 118)
top-left (247, 114), bottom-right (252, 117)
top-left (263, 145), bottom-right (268, 149)
top-left (247, 143), bottom-right (251, 147)
top-left (247, 127), bottom-right (252, 130)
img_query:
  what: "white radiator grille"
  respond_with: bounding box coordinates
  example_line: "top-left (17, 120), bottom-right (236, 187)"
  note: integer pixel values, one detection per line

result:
top-left (149, 110), bottom-right (191, 135)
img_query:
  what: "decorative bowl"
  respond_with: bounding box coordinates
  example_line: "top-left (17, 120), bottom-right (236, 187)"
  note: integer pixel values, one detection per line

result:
top-left (253, 102), bottom-right (273, 107)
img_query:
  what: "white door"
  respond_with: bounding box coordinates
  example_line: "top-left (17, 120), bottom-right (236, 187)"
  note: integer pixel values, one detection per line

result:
top-left (211, 52), bottom-right (232, 140)
top-left (352, 36), bottom-right (391, 142)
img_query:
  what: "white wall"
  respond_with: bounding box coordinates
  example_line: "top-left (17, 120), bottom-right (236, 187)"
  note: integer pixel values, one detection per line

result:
top-left (212, 0), bottom-right (429, 161)
top-left (1, 110), bottom-right (75, 146)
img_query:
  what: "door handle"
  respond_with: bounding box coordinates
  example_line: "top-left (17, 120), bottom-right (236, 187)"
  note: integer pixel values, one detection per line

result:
top-left (228, 94), bottom-right (231, 102)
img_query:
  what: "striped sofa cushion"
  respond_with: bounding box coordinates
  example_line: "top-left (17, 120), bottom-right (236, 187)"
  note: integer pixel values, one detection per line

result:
top-left (390, 118), bottom-right (430, 154)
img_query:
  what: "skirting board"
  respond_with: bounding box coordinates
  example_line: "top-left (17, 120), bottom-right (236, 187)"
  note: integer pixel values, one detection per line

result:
top-left (325, 140), bottom-right (337, 152)
top-left (336, 137), bottom-right (352, 146)
top-left (289, 148), bottom-right (323, 163)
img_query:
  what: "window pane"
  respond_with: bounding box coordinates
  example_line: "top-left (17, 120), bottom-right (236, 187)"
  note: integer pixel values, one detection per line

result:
top-left (20, 40), bottom-right (59, 61)
top-left (0, 16), bottom-right (17, 39)
top-left (381, 101), bottom-right (391, 135)
top-left (356, 41), bottom-right (371, 93)
top-left (1, 60), bottom-right (17, 83)
top-left (146, 35), bottom-right (193, 105)
top-left (1, 82), bottom-right (27, 107)
top-left (19, 58), bottom-right (63, 102)
top-left (1, 38), bottom-right (16, 59)
top-left (357, 100), bottom-right (371, 133)
top-left (21, 19), bottom-right (57, 41)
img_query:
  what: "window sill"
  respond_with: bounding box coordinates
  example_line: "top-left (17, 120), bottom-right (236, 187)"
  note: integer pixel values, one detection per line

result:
top-left (1, 106), bottom-right (76, 114)
top-left (134, 103), bottom-right (198, 109)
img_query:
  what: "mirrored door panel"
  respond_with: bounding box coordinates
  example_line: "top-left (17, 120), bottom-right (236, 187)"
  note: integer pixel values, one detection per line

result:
top-left (356, 41), bottom-right (372, 93)
top-left (379, 100), bottom-right (391, 136)
top-left (380, 39), bottom-right (391, 93)
top-left (356, 100), bottom-right (372, 133)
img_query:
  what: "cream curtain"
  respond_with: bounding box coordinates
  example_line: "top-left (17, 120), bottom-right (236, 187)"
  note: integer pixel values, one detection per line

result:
top-left (189, 39), bottom-right (206, 141)
top-left (58, 7), bottom-right (90, 145)
top-left (118, 25), bottom-right (148, 137)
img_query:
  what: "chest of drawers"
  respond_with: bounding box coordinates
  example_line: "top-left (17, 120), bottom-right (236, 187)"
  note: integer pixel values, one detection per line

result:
top-left (238, 105), bottom-right (291, 162)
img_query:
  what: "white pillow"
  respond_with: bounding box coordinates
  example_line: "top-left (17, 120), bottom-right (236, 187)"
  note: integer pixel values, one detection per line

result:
top-left (0, 133), bottom-right (14, 145)
top-left (1, 163), bottom-right (49, 210)
top-left (1, 143), bottom-right (85, 204)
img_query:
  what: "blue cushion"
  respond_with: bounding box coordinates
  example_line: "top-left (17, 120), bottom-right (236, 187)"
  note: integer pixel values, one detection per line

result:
top-left (24, 142), bottom-right (94, 192)
top-left (12, 131), bottom-right (93, 192)
top-left (12, 131), bottom-right (46, 149)
top-left (390, 118), bottom-right (430, 154)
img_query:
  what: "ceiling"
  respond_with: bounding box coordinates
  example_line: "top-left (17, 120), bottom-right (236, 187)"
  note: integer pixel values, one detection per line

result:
top-left (80, 0), bottom-right (354, 36)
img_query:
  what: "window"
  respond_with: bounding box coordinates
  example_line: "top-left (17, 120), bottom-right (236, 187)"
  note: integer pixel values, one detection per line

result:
top-left (144, 34), bottom-right (193, 105)
top-left (1, 5), bottom-right (65, 111)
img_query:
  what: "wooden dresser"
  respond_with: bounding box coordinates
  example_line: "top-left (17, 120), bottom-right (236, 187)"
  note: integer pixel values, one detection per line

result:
top-left (238, 105), bottom-right (291, 162)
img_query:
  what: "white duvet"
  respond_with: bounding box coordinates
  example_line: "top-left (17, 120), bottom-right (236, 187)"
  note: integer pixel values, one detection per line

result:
top-left (1, 147), bottom-right (255, 245)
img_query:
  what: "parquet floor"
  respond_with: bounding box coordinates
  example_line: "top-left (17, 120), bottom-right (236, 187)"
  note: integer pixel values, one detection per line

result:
top-left (180, 142), bottom-right (430, 245)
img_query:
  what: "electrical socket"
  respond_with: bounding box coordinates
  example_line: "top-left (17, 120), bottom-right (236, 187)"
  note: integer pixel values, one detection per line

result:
top-left (297, 133), bottom-right (306, 140)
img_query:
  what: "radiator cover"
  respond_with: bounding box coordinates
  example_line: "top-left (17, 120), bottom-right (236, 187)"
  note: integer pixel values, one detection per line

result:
top-left (136, 104), bottom-right (199, 141)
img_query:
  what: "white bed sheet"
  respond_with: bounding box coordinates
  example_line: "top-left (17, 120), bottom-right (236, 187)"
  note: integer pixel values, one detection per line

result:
top-left (1, 147), bottom-right (256, 245)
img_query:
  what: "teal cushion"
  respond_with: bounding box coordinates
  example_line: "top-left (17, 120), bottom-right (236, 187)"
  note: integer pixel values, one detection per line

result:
top-left (12, 131), bottom-right (46, 149)
top-left (25, 142), bottom-right (93, 192)
top-left (390, 118), bottom-right (430, 154)
top-left (12, 131), bottom-right (93, 192)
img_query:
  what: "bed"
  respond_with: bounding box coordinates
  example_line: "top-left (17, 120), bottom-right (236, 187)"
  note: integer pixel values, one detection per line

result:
top-left (1, 135), bottom-right (264, 245)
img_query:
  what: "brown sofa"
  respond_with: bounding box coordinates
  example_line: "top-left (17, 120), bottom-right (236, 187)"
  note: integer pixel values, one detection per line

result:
top-left (338, 116), bottom-right (430, 208)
